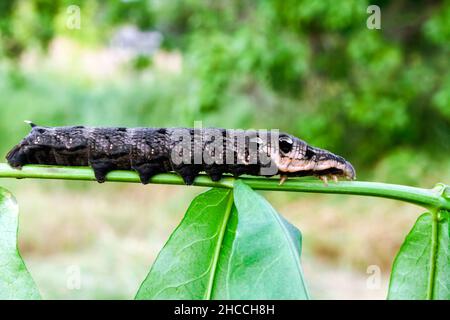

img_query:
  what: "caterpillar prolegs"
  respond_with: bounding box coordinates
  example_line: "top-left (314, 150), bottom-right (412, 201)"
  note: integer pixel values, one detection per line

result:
top-left (6, 123), bottom-right (356, 185)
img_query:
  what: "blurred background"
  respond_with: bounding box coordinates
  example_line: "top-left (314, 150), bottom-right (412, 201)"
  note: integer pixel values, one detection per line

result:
top-left (0, 0), bottom-right (449, 299)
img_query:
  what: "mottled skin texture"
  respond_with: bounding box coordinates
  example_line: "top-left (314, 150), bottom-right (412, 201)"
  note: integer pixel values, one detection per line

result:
top-left (6, 124), bottom-right (356, 185)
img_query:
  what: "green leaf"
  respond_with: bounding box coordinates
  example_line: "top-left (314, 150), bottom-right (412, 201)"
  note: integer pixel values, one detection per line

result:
top-left (212, 180), bottom-right (309, 299)
top-left (388, 211), bottom-right (449, 300)
top-left (136, 181), bottom-right (309, 299)
top-left (136, 188), bottom-right (234, 299)
top-left (0, 187), bottom-right (41, 299)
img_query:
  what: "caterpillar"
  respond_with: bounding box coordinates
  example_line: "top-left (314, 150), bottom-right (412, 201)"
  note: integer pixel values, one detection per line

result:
top-left (6, 122), bottom-right (356, 185)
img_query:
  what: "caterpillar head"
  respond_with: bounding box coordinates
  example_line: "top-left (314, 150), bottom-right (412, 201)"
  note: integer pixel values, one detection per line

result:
top-left (272, 132), bottom-right (356, 181)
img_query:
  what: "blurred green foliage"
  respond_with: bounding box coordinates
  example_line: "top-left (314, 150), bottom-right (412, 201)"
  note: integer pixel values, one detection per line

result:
top-left (0, 0), bottom-right (449, 182)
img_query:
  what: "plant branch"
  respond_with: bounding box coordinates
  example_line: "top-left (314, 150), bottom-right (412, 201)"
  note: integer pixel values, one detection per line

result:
top-left (0, 163), bottom-right (448, 211)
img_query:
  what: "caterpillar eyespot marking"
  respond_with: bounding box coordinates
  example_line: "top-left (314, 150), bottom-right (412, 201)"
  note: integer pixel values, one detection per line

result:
top-left (6, 124), bottom-right (356, 185)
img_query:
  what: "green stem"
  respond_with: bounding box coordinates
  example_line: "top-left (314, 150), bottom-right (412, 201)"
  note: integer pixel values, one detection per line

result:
top-left (0, 163), bottom-right (449, 211)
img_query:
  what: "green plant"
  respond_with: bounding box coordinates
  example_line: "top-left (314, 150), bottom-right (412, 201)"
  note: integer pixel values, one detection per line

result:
top-left (1, 0), bottom-right (449, 175)
top-left (0, 163), bottom-right (448, 300)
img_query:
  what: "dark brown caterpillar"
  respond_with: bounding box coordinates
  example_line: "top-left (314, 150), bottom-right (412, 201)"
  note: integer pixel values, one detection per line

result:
top-left (6, 122), bottom-right (356, 185)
